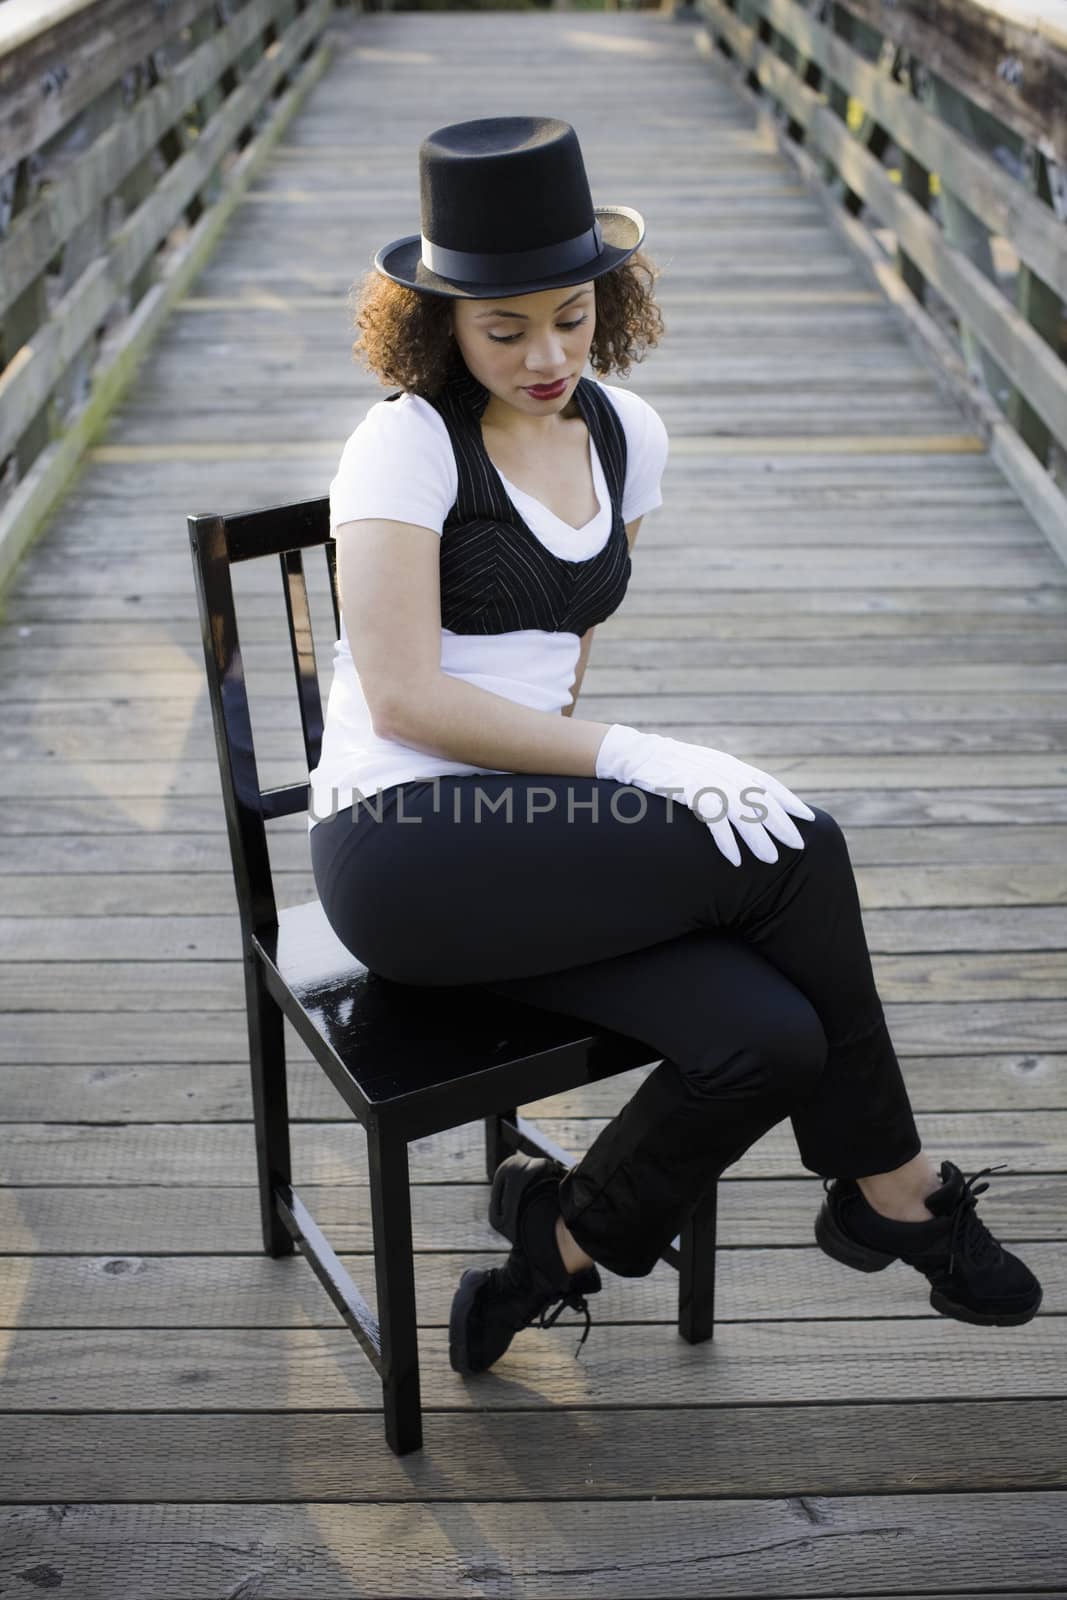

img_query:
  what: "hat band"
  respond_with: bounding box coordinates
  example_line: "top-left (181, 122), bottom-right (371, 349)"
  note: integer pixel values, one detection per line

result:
top-left (420, 220), bottom-right (603, 285)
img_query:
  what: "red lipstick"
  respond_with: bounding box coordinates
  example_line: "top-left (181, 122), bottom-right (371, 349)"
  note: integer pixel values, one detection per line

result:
top-left (524, 377), bottom-right (569, 400)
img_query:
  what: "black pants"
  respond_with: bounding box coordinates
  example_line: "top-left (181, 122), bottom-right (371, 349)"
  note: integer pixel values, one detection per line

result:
top-left (309, 774), bottom-right (922, 1278)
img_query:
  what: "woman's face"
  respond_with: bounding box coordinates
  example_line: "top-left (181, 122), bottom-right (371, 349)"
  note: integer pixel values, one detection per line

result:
top-left (450, 280), bottom-right (597, 424)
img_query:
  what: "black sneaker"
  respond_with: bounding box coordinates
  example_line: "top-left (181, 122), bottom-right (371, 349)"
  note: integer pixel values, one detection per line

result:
top-left (815, 1160), bottom-right (1043, 1326)
top-left (449, 1158), bottom-right (601, 1375)
top-left (488, 1152), bottom-right (570, 1242)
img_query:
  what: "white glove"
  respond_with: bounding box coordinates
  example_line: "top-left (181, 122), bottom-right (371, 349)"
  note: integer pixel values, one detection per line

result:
top-left (595, 723), bottom-right (815, 868)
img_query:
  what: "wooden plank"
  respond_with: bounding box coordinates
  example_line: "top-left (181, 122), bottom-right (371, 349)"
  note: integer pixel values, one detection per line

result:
top-left (2, 1403), bottom-right (1065, 1502)
top-left (3, 790), bottom-right (1067, 836)
top-left (3, 752), bottom-right (1067, 802)
top-left (2, 858), bottom-right (1065, 917)
top-left (6, 661), bottom-right (1067, 700)
top-left (14, 551), bottom-right (1065, 592)
top-left (31, 510), bottom-right (1058, 547)
top-left (2, 992), bottom-right (1067, 1056)
top-left (0, 1493), bottom-right (1064, 1598)
top-left (10, 582), bottom-right (1063, 622)
top-left (2, 1319), bottom-right (1064, 1411)
top-left (89, 421), bottom-right (991, 449)
top-left (4, 690), bottom-right (1067, 729)
top-left (2, 1113), bottom-right (1065, 1187)
top-left (8, 620), bottom-right (1067, 671)
top-left (173, 286), bottom-right (888, 309)
top-left (2, 1242), bottom-right (1063, 1332)
top-left (6, 892), bottom-right (1067, 957)
top-left (5, 717), bottom-right (1067, 768)
top-left (0, 822), bottom-right (1062, 875)
top-left (1, 1053), bottom-right (1063, 1120)
top-left (3, 1175), bottom-right (1062, 1253)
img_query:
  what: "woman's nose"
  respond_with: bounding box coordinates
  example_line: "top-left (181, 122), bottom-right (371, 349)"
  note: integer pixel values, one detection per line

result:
top-left (525, 331), bottom-right (567, 370)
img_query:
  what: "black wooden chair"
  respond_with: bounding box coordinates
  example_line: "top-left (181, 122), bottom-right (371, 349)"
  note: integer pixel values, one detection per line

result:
top-left (187, 493), bottom-right (718, 1456)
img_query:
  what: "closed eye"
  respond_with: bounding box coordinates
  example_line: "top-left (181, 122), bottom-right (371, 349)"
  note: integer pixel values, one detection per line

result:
top-left (488, 316), bottom-right (588, 345)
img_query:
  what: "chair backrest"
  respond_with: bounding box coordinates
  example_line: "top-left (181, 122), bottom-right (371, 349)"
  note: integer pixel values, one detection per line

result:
top-left (187, 495), bottom-right (337, 943)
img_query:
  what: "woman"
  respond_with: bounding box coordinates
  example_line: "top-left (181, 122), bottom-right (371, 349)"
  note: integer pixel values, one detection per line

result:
top-left (308, 116), bottom-right (1042, 1376)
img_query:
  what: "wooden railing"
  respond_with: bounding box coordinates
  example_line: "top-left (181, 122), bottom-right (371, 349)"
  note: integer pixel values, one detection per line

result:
top-left (695, 0), bottom-right (1067, 556)
top-left (0, 0), bottom-right (345, 597)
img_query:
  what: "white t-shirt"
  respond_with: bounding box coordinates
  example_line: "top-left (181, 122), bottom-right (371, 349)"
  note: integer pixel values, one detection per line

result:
top-left (307, 377), bottom-right (669, 831)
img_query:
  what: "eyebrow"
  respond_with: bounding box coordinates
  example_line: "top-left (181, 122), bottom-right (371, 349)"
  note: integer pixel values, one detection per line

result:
top-left (473, 287), bottom-right (592, 321)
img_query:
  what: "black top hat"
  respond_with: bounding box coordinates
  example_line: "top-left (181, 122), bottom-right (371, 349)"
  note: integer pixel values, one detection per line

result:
top-left (373, 115), bottom-right (645, 300)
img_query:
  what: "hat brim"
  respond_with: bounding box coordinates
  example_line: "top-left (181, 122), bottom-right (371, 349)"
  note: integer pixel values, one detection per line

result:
top-left (373, 206), bottom-right (645, 299)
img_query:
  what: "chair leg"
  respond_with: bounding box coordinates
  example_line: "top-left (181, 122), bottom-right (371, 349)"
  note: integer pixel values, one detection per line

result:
top-left (366, 1124), bottom-right (423, 1456)
top-left (484, 1108), bottom-right (519, 1180)
top-left (678, 1185), bottom-right (717, 1344)
top-left (245, 955), bottom-right (294, 1258)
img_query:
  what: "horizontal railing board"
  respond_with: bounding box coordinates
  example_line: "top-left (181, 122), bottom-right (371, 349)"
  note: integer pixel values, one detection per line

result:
top-left (0, 6), bottom-right (335, 601)
top-left (835, 0), bottom-right (1067, 150)
top-left (0, 1), bottom-right (331, 463)
top-left (755, 0), bottom-right (1067, 296)
top-left (0, 0), bottom-right (209, 166)
top-left (699, 0), bottom-right (1067, 455)
top-left (0, 0), bottom-right (298, 320)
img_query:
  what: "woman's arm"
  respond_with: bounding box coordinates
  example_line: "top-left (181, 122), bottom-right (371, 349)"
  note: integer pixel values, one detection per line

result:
top-left (387, 669), bottom-right (611, 776)
top-left (561, 626), bottom-right (595, 720)
top-left (562, 514), bottom-right (644, 719)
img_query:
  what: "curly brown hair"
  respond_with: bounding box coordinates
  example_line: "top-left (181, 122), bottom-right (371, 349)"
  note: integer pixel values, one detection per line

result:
top-left (347, 249), bottom-right (666, 399)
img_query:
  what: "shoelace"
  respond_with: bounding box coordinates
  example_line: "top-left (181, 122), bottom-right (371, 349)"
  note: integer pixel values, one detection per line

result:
top-left (944, 1164), bottom-right (1007, 1277)
top-left (496, 1232), bottom-right (596, 1361)
top-left (528, 1285), bottom-right (594, 1360)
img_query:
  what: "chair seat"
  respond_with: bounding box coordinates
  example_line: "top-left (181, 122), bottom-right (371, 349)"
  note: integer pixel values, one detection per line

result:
top-left (253, 899), bottom-right (654, 1109)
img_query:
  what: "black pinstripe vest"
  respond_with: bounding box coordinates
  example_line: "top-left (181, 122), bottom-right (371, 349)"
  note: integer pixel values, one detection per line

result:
top-left (385, 357), bottom-right (632, 636)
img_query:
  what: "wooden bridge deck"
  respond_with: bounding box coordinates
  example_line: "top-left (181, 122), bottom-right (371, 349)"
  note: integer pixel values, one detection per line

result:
top-left (1, 9), bottom-right (1065, 1595)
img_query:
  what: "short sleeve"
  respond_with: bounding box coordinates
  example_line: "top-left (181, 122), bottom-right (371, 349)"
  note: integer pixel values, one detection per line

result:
top-left (329, 394), bottom-right (458, 536)
top-left (598, 382), bottom-right (669, 522)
